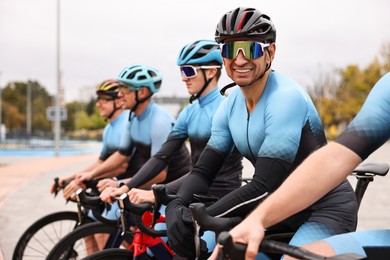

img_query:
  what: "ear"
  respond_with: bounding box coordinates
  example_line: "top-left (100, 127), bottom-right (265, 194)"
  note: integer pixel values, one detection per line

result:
top-left (268, 43), bottom-right (276, 62)
top-left (206, 68), bottom-right (218, 80)
top-left (139, 87), bottom-right (151, 98)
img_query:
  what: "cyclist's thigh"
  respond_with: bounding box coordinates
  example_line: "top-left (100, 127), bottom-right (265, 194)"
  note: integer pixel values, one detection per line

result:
top-left (323, 229), bottom-right (390, 257)
top-left (289, 221), bottom-right (337, 246)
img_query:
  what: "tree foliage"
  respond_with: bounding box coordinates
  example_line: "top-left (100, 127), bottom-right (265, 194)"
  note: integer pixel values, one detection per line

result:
top-left (308, 43), bottom-right (390, 138)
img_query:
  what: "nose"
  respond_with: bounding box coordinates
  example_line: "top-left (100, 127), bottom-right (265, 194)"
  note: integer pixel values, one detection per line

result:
top-left (234, 50), bottom-right (248, 65)
top-left (181, 72), bottom-right (189, 82)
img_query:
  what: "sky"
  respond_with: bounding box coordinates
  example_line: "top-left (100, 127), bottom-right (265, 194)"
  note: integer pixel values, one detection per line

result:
top-left (1, 0), bottom-right (389, 102)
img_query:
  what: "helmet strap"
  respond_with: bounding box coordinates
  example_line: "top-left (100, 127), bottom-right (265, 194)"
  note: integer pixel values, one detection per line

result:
top-left (105, 100), bottom-right (118, 121)
top-left (128, 90), bottom-right (153, 121)
top-left (189, 70), bottom-right (214, 103)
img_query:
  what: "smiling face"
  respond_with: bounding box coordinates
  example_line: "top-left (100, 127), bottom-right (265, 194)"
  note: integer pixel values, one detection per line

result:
top-left (118, 87), bottom-right (137, 110)
top-left (96, 94), bottom-right (117, 117)
top-left (222, 40), bottom-right (275, 87)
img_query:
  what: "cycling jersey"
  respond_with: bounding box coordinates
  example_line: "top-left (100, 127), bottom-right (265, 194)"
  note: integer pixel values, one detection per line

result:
top-left (176, 70), bottom-right (357, 237)
top-left (336, 72), bottom-right (390, 159)
top-left (320, 72), bottom-right (390, 257)
top-left (125, 87), bottom-right (243, 198)
top-left (98, 110), bottom-right (145, 179)
top-left (99, 110), bottom-right (129, 161)
top-left (118, 101), bottom-right (191, 186)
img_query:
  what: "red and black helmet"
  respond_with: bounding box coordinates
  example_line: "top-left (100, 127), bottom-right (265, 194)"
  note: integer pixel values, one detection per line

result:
top-left (215, 7), bottom-right (276, 44)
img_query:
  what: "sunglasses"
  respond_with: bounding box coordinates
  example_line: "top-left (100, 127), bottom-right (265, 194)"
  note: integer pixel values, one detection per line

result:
top-left (220, 41), bottom-right (270, 60)
top-left (96, 97), bottom-right (115, 104)
top-left (118, 84), bottom-right (137, 95)
top-left (180, 65), bottom-right (222, 79)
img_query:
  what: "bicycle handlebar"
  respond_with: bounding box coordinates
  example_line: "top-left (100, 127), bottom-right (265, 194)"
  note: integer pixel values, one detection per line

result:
top-left (116, 193), bottom-right (167, 238)
top-left (216, 231), bottom-right (365, 260)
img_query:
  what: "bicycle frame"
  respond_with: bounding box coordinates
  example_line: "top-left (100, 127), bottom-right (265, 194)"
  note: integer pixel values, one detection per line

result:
top-left (129, 212), bottom-right (174, 259)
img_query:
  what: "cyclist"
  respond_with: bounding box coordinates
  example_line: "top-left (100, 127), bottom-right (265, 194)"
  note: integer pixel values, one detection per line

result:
top-left (219, 72), bottom-right (390, 260)
top-left (102, 40), bottom-right (243, 204)
top-left (50, 79), bottom-right (141, 200)
top-left (165, 7), bottom-right (358, 259)
top-left (76, 65), bottom-right (191, 196)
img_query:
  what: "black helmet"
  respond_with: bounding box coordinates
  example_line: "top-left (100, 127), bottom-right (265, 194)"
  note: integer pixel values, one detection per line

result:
top-left (96, 79), bottom-right (121, 98)
top-left (215, 7), bottom-right (276, 44)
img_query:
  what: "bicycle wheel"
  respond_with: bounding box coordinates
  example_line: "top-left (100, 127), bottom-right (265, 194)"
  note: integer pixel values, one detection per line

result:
top-left (12, 211), bottom-right (86, 260)
top-left (47, 222), bottom-right (133, 260)
top-left (81, 248), bottom-right (134, 260)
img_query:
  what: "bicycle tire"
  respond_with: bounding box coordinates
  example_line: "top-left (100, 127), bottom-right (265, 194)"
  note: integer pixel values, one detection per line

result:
top-left (47, 222), bottom-right (133, 260)
top-left (81, 248), bottom-right (135, 260)
top-left (12, 211), bottom-right (86, 260)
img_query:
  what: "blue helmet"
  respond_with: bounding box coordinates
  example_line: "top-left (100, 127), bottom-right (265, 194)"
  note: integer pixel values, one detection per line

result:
top-left (117, 65), bottom-right (162, 94)
top-left (177, 40), bottom-right (222, 66)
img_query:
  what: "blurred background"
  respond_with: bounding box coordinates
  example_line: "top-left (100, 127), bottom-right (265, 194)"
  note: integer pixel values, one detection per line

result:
top-left (0, 0), bottom-right (389, 153)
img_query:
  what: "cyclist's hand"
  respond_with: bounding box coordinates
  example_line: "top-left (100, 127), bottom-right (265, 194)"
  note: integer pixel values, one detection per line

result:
top-left (75, 171), bottom-right (93, 187)
top-left (213, 214), bottom-right (266, 260)
top-left (62, 180), bottom-right (82, 200)
top-left (100, 185), bottom-right (129, 204)
top-left (96, 178), bottom-right (118, 192)
top-left (50, 175), bottom-right (73, 194)
top-left (128, 188), bottom-right (155, 204)
top-left (165, 198), bottom-right (196, 258)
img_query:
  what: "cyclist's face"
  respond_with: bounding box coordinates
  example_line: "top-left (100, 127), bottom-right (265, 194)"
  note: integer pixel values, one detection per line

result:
top-left (181, 67), bottom-right (205, 96)
top-left (118, 88), bottom-right (137, 110)
top-left (181, 67), bottom-right (217, 96)
top-left (96, 94), bottom-right (116, 117)
top-left (223, 41), bottom-right (274, 87)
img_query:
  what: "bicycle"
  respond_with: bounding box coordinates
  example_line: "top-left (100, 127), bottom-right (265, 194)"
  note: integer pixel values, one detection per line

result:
top-left (12, 178), bottom-right (102, 260)
top-left (215, 230), bottom-right (364, 260)
top-left (49, 182), bottom-right (219, 260)
top-left (44, 189), bottom-right (134, 260)
top-left (49, 162), bottom-right (388, 260)
top-left (48, 193), bottom-right (171, 260)
top-left (187, 162), bottom-right (389, 259)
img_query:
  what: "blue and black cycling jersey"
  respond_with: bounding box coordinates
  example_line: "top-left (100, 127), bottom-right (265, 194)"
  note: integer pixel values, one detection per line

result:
top-left (336, 72), bottom-right (390, 159)
top-left (124, 87), bottom-right (243, 198)
top-left (118, 101), bottom-right (191, 186)
top-left (176, 70), bottom-right (357, 234)
top-left (98, 110), bottom-right (143, 179)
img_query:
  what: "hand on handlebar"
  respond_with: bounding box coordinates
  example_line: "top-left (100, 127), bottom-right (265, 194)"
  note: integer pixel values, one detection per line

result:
top-left (128, 188), bottom-right (156, 204)
top-left (165, 198), bottom-right (197, 258)
top-left (50, 175), bottom-right (74, 195)
top-left (62, 180), bottom-right (84, 201)
top-left (99, 185), bottom-right (129, 204)
top-left (96, 178), bottom-right (119, 193)
top-left (75, 171), bottom-right (94, 187)
top-left (209, 213), bottom-right (266, 260)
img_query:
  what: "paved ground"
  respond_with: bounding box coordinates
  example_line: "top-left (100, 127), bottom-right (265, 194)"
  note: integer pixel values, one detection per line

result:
top-left (0, 153), bottom-right (98, 260)
top-left (0, 143), bottom-right (390, 260)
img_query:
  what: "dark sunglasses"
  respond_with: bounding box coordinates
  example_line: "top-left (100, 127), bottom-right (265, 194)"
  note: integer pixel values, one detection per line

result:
top-left (220, 41), bottom-right (270, 60)
top-left (96, 97), bottom-right (115, 104)
top-left (180, 65), bottom-right (221, 79)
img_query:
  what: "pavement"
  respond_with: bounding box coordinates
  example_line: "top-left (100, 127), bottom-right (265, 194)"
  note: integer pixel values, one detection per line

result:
top-left (1, 143), bottom-right (390, 260)
top-left (0, 153), bottom-right (98, 260)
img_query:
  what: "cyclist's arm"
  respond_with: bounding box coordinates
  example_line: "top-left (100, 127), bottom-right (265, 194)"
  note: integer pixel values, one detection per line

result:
top-left (224, 143), bottom-right (361, 260)
top-left (125, 135), bottom-right (187, 190)
top-left (88, 151), bottom-right (129, 179)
